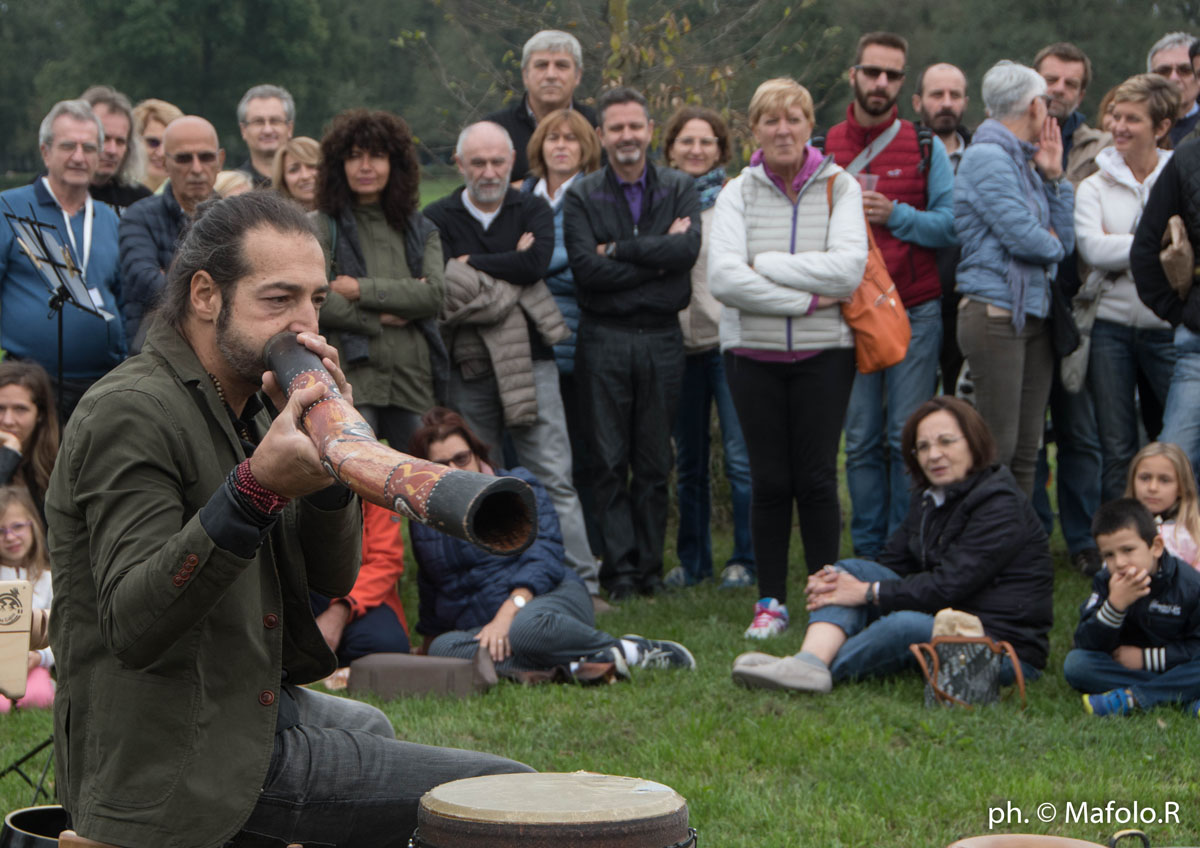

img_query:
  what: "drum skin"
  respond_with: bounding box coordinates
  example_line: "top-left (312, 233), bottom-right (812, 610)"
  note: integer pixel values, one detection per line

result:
top-left (413, 772), bottom-right (693, 848)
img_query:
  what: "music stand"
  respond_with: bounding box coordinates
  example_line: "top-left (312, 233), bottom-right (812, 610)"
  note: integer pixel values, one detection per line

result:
top-left (2, 200), bottom-right (116, 412)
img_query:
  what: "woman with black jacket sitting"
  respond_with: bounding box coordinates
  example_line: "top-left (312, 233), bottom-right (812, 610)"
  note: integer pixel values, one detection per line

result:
top-left (732, 396), bottom-right (1053, 692)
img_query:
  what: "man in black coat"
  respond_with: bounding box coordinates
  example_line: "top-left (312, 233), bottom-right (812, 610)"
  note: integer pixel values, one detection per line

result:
top-left (563, 86), bottom-right (701, 601)
top-left (484, 29), bottom-right (597, 182)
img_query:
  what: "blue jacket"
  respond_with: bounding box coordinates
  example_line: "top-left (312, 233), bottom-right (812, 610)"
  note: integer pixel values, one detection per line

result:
top-left (1075, 551), bottom-right (1200, 672)
top-left (412, 466), bottom-right (576, 638)
top-left (0, 181), bottom-right (126, 378)
top-left (953, 137), bottom-right (1075, 320)
top-left (521, 177), bottom-right (579, 374)
top-left (118, 187), bottom-right (188, 349)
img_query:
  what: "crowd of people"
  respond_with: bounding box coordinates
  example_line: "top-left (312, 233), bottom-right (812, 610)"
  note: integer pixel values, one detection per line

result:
top-left (4, 23), bottom-right (1200, 847)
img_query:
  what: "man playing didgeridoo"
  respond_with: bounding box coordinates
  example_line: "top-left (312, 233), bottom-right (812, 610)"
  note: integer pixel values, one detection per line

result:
top-left (45, 191), bottom-right (532, 848)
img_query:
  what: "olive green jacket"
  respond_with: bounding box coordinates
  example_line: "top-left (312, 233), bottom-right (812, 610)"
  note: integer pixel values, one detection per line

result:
top-left (46, 321), bottom-right (361, 848)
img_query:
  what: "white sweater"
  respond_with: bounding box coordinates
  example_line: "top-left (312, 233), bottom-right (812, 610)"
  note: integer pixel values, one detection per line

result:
top-left (1074, 146), bottom-right (1172, 330)
top-left (708, 158), bottom-right (867, 353)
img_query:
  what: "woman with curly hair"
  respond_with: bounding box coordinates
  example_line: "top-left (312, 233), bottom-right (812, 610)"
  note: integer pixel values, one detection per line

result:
top-left (316, 109), bottom-right (447, 450)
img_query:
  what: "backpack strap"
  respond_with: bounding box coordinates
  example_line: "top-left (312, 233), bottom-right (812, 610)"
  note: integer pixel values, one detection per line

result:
top-left (917, 126), bottom-right (934, 174)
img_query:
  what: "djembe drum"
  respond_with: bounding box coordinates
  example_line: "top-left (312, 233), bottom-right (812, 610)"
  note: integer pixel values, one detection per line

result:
top-left (409, 772), bottom-right (698, 848)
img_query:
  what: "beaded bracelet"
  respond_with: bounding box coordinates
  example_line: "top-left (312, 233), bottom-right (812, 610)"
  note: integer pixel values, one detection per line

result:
top-left (233, 459), bottom-right (291, 516)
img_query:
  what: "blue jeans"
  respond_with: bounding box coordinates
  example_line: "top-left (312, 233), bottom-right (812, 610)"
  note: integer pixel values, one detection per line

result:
top-left (1089, 320), bottom-right (1176, 501)
top-left (810, 559), bottom-right (1039, 685)
top-left (674, 349), bottom-right (754, 583)
top-left (1063, 649), bottom-right (1200, 710)
top-left (845, 299), bottom-right (942, 558)
top-left (1033, 365), bottom-right (1102, 555)
top-left (1160, 325), bottom-right (1200, 482)
top-left (231, 687), bottom-right (533, 846)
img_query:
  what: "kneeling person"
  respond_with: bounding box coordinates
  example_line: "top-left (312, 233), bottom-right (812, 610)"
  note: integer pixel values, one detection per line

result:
top-left (47, 192), bottom-right (531, 848)
top-left (1064, 498), bottom-right (1200, 716)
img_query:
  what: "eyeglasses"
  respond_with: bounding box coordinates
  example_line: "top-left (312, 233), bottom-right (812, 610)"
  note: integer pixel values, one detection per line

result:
top-left (854, 65), bottom-right (906, 83)
top-left (143, 137), bottom-right (163, 149)
top-left (1153, 63), bottom-right (1196, 79)
top-left (675, 136), bottom-right (719, 148)
top-left (0, 521), bottom-right (32, 538)
top-left (912, 434), bottom-right (963, 457)
top-left (53, 140), bottom-right (99, 155)
top-left (438, 449), bottom-right (475, 469)
top-left (169, 151), bottom-right (219, 165)
top-left (242, 117), bottom-right (290, 129)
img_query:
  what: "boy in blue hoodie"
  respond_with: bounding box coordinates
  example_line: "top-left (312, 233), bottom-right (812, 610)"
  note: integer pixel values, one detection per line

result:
top-left (1064, 498), bottom-right (1200, 715)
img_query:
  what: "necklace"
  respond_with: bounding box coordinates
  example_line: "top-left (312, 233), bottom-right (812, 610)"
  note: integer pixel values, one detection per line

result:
top-left (208, 372), bottom-right (252, 443)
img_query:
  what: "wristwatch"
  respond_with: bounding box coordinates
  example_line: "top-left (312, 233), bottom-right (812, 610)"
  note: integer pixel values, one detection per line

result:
top-left (604, 242), bottom-right (618, 259)
top-left (863, 582), bottom-right (876, 605)
top-left (510, 593), bottom-right (527, 609)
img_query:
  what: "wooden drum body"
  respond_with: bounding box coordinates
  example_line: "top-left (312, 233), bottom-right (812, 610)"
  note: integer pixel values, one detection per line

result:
top-left (410, 772), bottom-right (697, 848)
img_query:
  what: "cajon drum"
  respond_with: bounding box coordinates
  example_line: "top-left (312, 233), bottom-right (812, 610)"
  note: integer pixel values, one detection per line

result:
top-left (0, 581), bottom-right (34, 701)
top-left (409, 771), bottom-right (696, 847)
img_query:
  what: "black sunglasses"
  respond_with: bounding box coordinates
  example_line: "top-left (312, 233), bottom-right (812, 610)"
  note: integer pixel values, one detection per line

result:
top-left (854, 64), bottom-right (906, 83)
top-left (169, 151), bottom-right (219, 165)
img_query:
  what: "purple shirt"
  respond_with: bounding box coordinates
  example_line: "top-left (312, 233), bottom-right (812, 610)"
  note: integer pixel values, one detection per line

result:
top-left (750, 144), bottom-right (824, 197)
top-left (618, 166), bottom-right (649, 224)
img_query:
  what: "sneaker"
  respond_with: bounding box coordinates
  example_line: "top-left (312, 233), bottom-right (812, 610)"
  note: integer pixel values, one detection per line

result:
top-left (720, 563), bottom-right (755, 589)
top-left (744, 598), bottom-right (788, 639)
top-left (582, 646), bottom-right (631, 682)
top-left (732, 655), bottom-right (832, 693)
top-left (1072, 548), bottom-right (1103, 577)
top-left (732, 650), bottom-right (779, 669)
top-left (1082, 688), bottom-right (1137, 717)
top-left (622, 634), bottom-right (697, 670)
top-left (664, 566), bottom-right (688, 589)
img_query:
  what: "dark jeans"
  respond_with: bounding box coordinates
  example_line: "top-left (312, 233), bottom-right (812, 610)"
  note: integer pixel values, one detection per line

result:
top-left (1064, 649), bottom-right (1200, 710)
top-left (674, 349), bottom-right (754, 583)
top-left (230, 686), bottom-right (533, 847)
top-left (576, 321), bottom-right (684, 591)
top-left (311, 593), bottom-right (411, 666)
top-left (724, 348), bottom-right (856, 604)
top-left (1033, 364), bottom-right (1101, 556)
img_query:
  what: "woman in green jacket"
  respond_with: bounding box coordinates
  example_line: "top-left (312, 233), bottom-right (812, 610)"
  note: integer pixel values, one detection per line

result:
top-left (317, 109), bottom-right (447, 449)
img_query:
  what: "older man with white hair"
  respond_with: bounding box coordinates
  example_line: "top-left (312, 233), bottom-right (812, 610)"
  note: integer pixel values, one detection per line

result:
top-left (953, 60), bottom-right (1075, 497)
top-left (485, 29), bottom-right (597, 179)
top-left (423, 121), bottom-right (605, 608)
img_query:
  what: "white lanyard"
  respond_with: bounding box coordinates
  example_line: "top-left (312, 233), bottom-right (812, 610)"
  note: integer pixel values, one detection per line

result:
top-left (41, 177), bottom-right (93, 283)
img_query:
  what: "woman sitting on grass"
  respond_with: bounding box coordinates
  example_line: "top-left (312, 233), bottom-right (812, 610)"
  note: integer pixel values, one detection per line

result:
top-left (408, 407), bottom-right (695, 679)
top-left (732, 396), bottom-right (1054, 692)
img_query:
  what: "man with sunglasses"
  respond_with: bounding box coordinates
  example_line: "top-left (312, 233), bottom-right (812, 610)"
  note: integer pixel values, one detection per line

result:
top-left (824, 31), bottom-right (957, 561)
top-left (119, 116), bottom-right (224, 351)
top-left (1147, 32), bottom-right (1199, 146)
top-left (0, 100), bottom-right (126, 421)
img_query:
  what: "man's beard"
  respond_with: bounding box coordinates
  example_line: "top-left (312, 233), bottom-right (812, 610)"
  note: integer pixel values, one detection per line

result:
top-left (216, 298), bottom-right (266, 387)
top-left (612, 144), bottom-right (645, 165)
top-left (468, 177), bottom-right (507, 206)
top-left (855, 82), bottom-right (898, 118)
top-left (923, 109), bottom-right (961, 134)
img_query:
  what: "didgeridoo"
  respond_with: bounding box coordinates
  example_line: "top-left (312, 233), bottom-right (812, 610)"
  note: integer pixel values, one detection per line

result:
top-left (264, 332), bottom-right (536, 556)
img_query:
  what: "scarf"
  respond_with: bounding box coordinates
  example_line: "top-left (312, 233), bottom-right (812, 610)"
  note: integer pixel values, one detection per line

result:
top-left (971, 118), bottom-right (1050, 333)
top-left (693, 166), bottom-right (726, 211)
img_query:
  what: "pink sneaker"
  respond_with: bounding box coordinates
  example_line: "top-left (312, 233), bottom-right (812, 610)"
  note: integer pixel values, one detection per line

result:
top-left (744, 597), bottom-right (788, 639)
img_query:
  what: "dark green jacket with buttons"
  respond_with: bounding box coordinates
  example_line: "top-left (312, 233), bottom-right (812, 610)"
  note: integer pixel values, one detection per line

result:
top-left (46, 321), bottom-right (361, 848)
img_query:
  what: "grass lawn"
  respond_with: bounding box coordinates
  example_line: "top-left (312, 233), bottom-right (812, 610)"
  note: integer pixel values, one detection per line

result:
top-left (4, 448), bottom-right (1198, 846)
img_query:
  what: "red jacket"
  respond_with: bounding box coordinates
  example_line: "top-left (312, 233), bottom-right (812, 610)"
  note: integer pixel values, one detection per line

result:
top-left (824, 104), bottom-right (941, 308)
top-left (337, 501), bottom-right (409, 633)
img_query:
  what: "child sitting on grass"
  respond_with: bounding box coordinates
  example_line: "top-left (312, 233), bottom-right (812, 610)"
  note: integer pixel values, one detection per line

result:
top-left (1063, 498), bottom-right (1200, 716)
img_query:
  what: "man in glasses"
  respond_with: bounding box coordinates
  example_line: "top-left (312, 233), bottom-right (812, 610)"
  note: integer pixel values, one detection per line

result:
top-left (1147, 33), bottom-right (1200, 146)
top-left (236, 84), bottom-right (295, 187)
top-left (1029, 42), bottom-right (1109, 578)
top-left (824, 31), bottom-right (956, 562)
top-left (0, 100), bottom-right (126, 421)
top-left (119, 116), bottom-right (224, 351)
